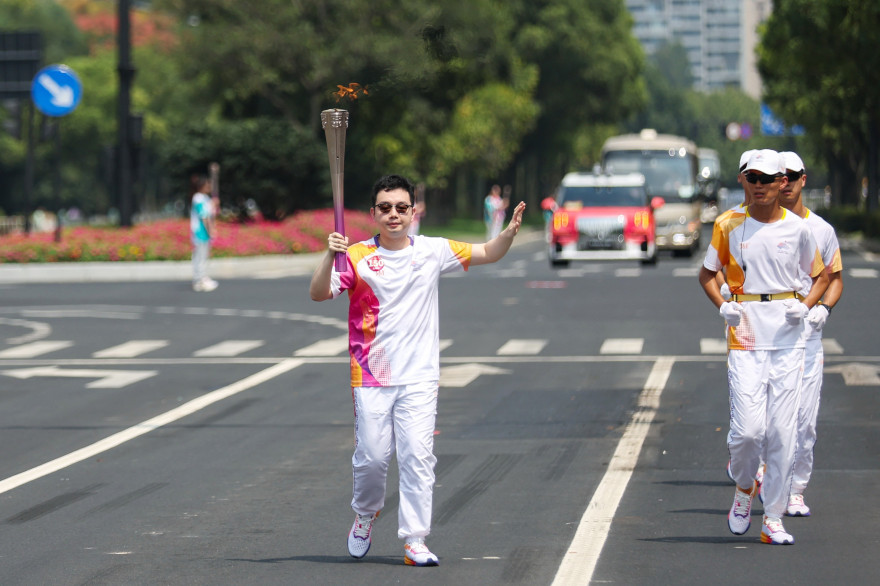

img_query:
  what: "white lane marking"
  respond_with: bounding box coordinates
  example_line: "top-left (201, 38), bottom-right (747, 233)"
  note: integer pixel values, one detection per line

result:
top-left (614, 268), bottom-right (641, 277)
top-left (552, 357), bottom-right (674, 586)
top-left (20, 309), bottom-right (141, 320)
top-left (0, 317), bottom-right (51, 345)
top-left (439, 339), bottom-right (453, 352)
top-left (440, 363), bottom-right (511, 387)
top-left (496, 339), bottom-right (547, 355)
top-left (193, 340), bottom-right (264, 357)
top-left (700, 338), bottom-right (727, 354)
top-left (0, 340), bottom-right (73, 359)
top-left (600, 338), bottom-right (644, 354)
top-left (0, 359), bottom-right (302, 496)
top-left (92, 340), bottom-right (169, 358)
top-left (294, 335), bottom-right (348, 357)
top-left (822, 338), bottom-right (844, 354)
top-left (1, 366), bottom-right (157, 388)
top-left (849, 268), bottom-right (877, 278)
top-left (672, 267), bottom-right (700, 277)
top-left (824, 363), bottom-right (880, 385)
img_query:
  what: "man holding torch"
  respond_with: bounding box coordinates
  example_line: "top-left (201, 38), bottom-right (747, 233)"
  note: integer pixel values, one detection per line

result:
top-left (310, 174), bottom-right (525, 566)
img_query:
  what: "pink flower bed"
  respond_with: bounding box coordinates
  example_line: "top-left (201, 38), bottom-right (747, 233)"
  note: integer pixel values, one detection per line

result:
top-left (0, 209), bottom-right (376, 263)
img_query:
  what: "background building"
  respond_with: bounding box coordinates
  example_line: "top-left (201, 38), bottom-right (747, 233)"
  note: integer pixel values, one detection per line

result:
top-left (626, 0), bottom-right (772, 98)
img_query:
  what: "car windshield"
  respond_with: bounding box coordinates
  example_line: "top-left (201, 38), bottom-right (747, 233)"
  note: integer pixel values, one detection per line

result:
top-left (559, 185), bottom-right (646, 207)
top-left (604, 150), bottom-right (696, 202)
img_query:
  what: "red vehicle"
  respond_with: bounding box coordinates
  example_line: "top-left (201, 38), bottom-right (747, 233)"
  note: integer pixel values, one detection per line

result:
top-left (548, 171), bottom-right (664, 267)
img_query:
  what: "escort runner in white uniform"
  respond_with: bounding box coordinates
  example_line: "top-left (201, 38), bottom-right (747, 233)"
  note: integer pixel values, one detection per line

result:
top-left (698, 150), bottom-right (828, 545)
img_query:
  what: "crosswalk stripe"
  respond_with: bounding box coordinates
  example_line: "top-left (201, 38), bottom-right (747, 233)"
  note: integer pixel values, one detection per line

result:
top-left (849, 268), bottom-right (878, 278)
top-left (497, 339), bottom-right (547, 355)
top-left (92, 340), bottom-right (169, 358)
top-left (822, 338), bottom-right (844, 354)
top-left (193, 340), bottom-right (264, 357)
top-left (600, 338), bottom-right (644, 354)
top-left (613, 268), bottom-right (641, 278)
top-left (439, 339), bottom-right (453, 352)
top-left (700, 338), bottom-right (728, 354)
top-left (294, 335), bottom-right (348, 356)
top-left (0, 341), bottom-right (73, 359)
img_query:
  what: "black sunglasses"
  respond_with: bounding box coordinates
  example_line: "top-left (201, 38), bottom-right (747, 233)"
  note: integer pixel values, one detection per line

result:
top-left (785, 171), bottom-right (804, 182)
top-left (374, 202), bottom-right (413, 214)
top-left (745, 173), bottom-right (782, 185)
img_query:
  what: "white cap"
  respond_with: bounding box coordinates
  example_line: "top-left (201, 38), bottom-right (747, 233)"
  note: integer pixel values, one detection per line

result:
top-left (780, 151), bottom-right (805, 173)
top-left (739, 149), bottom-right (757, 172)
top-left (745, 149), bottom-right (785, 176)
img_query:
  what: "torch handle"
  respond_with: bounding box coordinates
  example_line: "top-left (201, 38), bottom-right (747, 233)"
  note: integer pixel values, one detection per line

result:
top-left (333, 171), bottom-right (346, 272)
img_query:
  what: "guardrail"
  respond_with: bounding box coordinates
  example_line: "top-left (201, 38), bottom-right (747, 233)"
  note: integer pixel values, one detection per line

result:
top-left (0, 216), bottom-right (24, 236)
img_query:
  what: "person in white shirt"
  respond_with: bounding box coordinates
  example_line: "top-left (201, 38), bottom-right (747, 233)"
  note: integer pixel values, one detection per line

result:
top-left (310, 174), bottom-right (525, 566)
top-left (778, 151), bottom-right (844, 517)
top-left (698, 149), bottom-right (828, 545)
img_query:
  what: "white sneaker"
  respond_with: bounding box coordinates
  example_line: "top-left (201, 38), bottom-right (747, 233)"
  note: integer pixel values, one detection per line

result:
top-left (347, 512), bottom-right (379, 558)
top-left (728, 482), bottom-right (756, 535)
top-left (404, 537), bottom-right (439, 566)
top-left (761, 515), bottom-right (794, 545)
top-left (785, 494), bottom-right (811, 517)
top-left (200, 278), bottom-right (218, 292)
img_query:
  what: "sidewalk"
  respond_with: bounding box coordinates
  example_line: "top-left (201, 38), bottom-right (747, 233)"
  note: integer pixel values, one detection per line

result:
top-left (0, 229), bottom-right (546, 284)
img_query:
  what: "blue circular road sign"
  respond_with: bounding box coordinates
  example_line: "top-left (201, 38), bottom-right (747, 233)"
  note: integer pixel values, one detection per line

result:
top-left (31, 64), bottom-right (83, 117)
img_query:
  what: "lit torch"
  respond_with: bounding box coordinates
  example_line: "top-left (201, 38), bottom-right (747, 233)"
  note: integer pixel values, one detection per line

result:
top-left (321, 83), bottom-right (367, 272)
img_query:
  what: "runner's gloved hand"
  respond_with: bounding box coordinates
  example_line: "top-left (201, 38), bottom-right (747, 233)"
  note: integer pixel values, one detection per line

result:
top-left (784, 300), bottom-right (809, 325)
top-left (720, 283), bottom-right (731, 301)
top-left (719, 301), bottom-right (743, 327)
top-left (807, 305), bottom-right (829, 331)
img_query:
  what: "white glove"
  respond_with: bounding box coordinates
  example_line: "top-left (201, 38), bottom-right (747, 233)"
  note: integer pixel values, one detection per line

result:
top-left (807, 305), bottom-right (829, 331)
top-left (719, 301), bottom-right (744, 327)
top-left (784, 301), bottom-right (809, 325)
top-left (719, 282), bottom-right (731, 301)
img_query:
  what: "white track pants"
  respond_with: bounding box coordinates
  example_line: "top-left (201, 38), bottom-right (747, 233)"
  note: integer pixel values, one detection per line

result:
top-left (192, 240), bottom-right (210, 283)
top-left (727, 348), bottom-right (804, 518)
top-left (791, 333), bottom-right (824, 495)
top-left (351, 382), bottom-right (438, 539)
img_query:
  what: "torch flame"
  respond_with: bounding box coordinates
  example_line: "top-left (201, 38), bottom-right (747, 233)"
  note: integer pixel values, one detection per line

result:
top-left (334, 82), bottom-right (369, 103)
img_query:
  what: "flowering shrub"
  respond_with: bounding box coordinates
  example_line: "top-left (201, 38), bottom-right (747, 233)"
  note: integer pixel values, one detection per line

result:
top-left (0, 209), bottom-right (377, 263)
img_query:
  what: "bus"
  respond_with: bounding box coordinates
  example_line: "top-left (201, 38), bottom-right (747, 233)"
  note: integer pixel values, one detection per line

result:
top-left (601, 129), bottom-right (702, 257)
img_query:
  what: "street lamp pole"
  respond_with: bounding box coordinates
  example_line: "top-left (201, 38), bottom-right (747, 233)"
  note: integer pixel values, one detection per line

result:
top-left (117, 0), bottom-right (135, 227)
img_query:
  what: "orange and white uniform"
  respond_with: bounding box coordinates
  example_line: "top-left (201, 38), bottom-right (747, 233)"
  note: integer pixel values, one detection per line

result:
top-left (704, 207), bottom-right (824, 518)
top-left (791, 210), bottom-right (842, 495)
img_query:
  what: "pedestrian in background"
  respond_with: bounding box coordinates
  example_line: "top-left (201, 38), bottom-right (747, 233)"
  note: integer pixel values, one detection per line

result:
top-left (484, 184), bottom-right (508, 240)
top-left (190, 173), bottom-right (218, 292)
top-left (310, 174), bottom-right (526, 566)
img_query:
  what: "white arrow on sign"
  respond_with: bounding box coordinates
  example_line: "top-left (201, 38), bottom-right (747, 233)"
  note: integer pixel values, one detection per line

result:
top-left (440, 363), bottom-right (511, 388)
top-left (824, 363), bottom-right (880, 386)
top-left (37, 73), bottom-right (75, 108)
top-left (2, 366), bottom-right (157, 389)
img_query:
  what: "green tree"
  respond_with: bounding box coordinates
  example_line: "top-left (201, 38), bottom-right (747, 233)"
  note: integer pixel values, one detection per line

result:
top-left (511, 0), bottom-right (647, 202)
top-left (758, 0), bottom-right (880, 208)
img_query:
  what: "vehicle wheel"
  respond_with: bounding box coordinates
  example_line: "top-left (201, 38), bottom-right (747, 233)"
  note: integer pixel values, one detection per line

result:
top-left (640, 254), bottom-right (658, 266)
top-left (550, 258), bottom-right (570, 268)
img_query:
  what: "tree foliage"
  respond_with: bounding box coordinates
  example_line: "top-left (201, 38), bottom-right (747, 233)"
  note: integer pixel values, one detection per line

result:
top-left (758, 0), bottom-right (880, 206)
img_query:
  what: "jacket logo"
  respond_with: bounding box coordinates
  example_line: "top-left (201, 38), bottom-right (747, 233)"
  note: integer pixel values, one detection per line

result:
top-left (366, 255), bottom-right (385, 274)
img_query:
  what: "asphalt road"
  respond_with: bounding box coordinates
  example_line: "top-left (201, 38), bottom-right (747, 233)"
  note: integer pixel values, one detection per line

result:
top-left (0, 232), bottom-right (877, 585)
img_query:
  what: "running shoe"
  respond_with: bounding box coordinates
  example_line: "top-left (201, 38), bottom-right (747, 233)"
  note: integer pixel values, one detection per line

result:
top-left (728, 482), bottom-right (756, 535)
top-left (785, 494), bottom-right (811, 517)
top-left (347, 512), bottom-right (379, 558)
top-left (404, 537), bottom-right (439, 566)
top-left (761, 516), bottom-right (795, 545)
